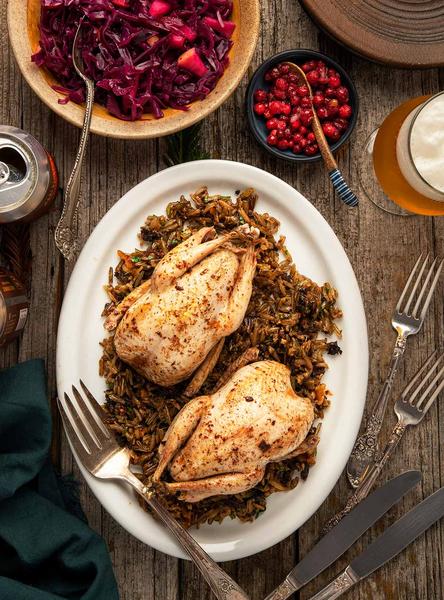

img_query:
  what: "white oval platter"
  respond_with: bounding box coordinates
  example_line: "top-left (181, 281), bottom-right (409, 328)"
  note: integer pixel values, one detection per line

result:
top-left (56, 160), bottom-right (368, 562)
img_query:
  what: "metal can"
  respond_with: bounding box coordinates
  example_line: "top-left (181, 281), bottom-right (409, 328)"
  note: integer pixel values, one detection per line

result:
top-left (0, 267), bottom-right (29, 346)
top-left (0, 125), bottom-right (58, 223)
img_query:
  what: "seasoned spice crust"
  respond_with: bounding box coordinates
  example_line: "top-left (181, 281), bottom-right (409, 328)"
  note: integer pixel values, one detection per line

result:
top-left (100, 187), bottom-right (342, 528)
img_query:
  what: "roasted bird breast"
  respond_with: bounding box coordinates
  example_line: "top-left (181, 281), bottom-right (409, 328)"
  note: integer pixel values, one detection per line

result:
top-left (153, 360), bottom-right (315, 502)
top-left (104, 225), bottom-right (258, 386)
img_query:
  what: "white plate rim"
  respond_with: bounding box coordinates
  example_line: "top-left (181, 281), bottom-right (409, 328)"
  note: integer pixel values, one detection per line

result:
top-left (56, 159), bottom-right (368, 562)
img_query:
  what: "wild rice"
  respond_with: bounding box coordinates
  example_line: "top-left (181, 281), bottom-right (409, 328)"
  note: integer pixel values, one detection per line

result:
top-left (100, 187), bottom-right (342, 528)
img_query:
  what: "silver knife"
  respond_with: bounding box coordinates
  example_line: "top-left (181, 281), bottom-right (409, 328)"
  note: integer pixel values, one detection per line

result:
top-left (265, 470), bottom-right (421, 600)
top-left (308, 484), bottom-right (444, 599)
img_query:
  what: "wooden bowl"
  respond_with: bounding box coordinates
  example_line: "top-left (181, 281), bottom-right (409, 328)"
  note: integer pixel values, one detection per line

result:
top-left (7, 1), bottom-right (260, 139)
top-left (301, 0), bottom-right (444, 68)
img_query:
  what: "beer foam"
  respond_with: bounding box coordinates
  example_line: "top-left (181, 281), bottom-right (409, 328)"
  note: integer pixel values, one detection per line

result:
top-left (410, 93), bottom-right (444, 192)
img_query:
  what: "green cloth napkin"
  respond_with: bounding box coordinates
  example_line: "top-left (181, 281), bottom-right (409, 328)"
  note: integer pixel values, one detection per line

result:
top-left (0, 359), bottom-right (119, 600)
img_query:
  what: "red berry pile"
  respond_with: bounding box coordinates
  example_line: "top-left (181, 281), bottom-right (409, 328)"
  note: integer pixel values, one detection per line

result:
top-left (253, 60), bottom-right (353, 157)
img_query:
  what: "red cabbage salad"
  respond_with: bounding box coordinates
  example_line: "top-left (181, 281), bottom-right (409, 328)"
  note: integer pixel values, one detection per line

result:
top-left (32, 0), bottom-right (235, 121)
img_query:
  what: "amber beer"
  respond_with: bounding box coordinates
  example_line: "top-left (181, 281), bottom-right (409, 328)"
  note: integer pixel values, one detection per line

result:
top-left (372, 91), bottom-right (444, 216)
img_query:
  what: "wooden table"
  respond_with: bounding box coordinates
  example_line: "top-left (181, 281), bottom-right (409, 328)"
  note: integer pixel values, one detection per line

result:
top-left (1, 2), bottom-right (443, 599)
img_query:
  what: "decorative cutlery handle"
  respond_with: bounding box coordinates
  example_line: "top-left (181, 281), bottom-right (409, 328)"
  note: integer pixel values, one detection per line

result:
top-left (55, 78), bottom-right (94, 262)
top-left (347, 333), bottom-right (407, 487)
top-left (125, 472), bottom-right (250, 600)
top-left (308, 567), bottom-right (359, 600)
top-left (264, 579), bottom-right (295, 600)
top-left (328, 169), bottom-right (359, 207)
top-left (323, 422), bottom-right (407, 533)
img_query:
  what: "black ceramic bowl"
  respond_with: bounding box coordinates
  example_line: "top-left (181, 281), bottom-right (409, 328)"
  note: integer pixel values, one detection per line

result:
top-left (246, 49), bottom-right (359, 163)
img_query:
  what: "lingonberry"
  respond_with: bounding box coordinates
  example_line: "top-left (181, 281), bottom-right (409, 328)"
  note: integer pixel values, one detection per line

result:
top-left (269, 67), bottom-right (280, 80)
top-left (316, 106), bottom-right (329, 120)
top-left (254, 89), bottom-right (267, 102)
top-left (328, 75), bottom-right (341, 89)
top-left (273, 89), bottom-right (287, 100)
top-left (333, 117), bottom-right (348, 132)
top-left (277, 139), bottom-right (289, 150)
top-left (266, 118), bottom-right (279, 130)
top-left (289, 115), bottom-right (300, 130)
top-left (322, 122), bottom-right (338, 139)
top-left (296, 85), bottom-right (309, 97)
top-left (317, 69), bottom-right (329, 85)
top-left (306, 70), bottom-right (320, 86)
top-left (302, 60), bottom-right (317, 72)
top-left (275, 77), bottom-right (288, 91)
top-left (338, 104), bottom-right (352, 119)
top-left (326, 98), bottom-right (339, 117)
top-left (257, 60), bottom-right (351, 154)
top-left (300, 108), bottom-right (313, 125)
top-left (281, 103), bottom-right (291, 115)
top-left (269, 100), bottom-right (282, 115)
top-left (304, 144), bottom-right (318, 156)
top-left (336, 86), bottom-right (349, 103)
top-left (312, 93), bottom-right (325, 107)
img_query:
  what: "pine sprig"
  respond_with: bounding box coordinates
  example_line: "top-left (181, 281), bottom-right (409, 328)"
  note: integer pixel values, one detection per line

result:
top-left (163, 123), bottom-right (209, 167)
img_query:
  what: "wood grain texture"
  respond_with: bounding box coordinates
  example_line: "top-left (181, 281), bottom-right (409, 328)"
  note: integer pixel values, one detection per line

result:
top-left (301, 0), bottom-right (444, 68)
top-left (1, 1), bottom-right (443, 599)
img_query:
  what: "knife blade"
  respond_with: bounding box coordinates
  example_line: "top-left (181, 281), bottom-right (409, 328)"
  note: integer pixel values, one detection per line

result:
top-left (265, 470), bottom-right (421, 600)
top-left (309, 484), bottom-right (444, 600)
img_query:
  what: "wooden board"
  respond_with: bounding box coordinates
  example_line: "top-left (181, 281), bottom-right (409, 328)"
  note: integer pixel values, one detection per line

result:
top-left (1, 0), bottom-right (444, 598)
top-left (301, 0), bottom-right (444, 68)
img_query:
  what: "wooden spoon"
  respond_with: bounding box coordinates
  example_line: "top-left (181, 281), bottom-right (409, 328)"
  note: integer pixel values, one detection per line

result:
top-left (282, 61), bottom-right (358, 207)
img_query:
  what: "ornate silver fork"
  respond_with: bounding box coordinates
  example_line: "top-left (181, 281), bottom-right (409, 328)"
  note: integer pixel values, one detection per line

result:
top-left (57, 382), bottom-right (249, 600)
top-left (347, 254), bottom-right (443, 488)
top-left (55, 19), bottom-right (94, 262)
top-left (324, 349), bottom-right (444, 533)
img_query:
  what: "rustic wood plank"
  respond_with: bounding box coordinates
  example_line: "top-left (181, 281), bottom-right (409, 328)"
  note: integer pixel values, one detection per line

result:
top-left (1, 1), bottom-right (443, 599)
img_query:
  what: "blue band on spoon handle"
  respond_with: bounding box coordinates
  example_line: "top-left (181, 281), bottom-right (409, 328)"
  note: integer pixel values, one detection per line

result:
top-left (329, 168), bottom-right (359, 207)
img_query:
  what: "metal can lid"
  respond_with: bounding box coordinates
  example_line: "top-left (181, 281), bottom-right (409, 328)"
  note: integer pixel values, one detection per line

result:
top-left (0, 125), bottom-right (51, 222)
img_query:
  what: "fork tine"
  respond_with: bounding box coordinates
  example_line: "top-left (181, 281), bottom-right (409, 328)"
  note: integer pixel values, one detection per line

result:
top-left (415, 353), bottom-right (444, 410)
top-left (418, 258), bottom-right (443, 321)
top-left (401, 349), bottom-right (438, 399)
top-left (74, 382), bottom-right (111, 440)
top-left (71, 386), bottom-right (107, 448)
top-left (79, 380), bottom-right (111, 431)
top-left (421, 363), bottom-right (444, 414)
top-left (63, 391), bottom-right (100, 453)
top-left (403, 253), bottom-right (429, 315)
top-left (396, 253), bottom-right (423, 312)
top-left (58, 395), bottom-right (91, 455)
